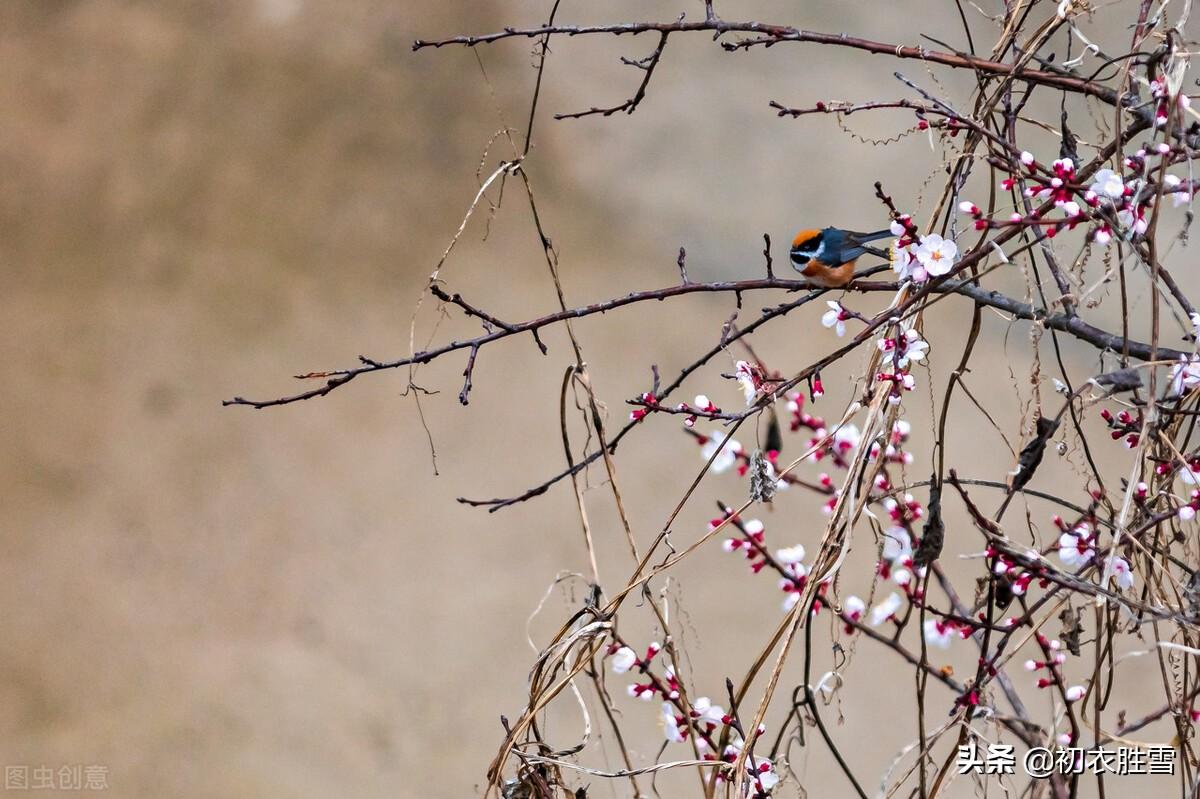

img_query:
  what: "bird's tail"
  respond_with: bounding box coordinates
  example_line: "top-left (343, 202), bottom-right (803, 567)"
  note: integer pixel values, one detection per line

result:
top-left (855, 228), bottom-right (893, 243)
top-left (844, 229), bottom-right (895, 261)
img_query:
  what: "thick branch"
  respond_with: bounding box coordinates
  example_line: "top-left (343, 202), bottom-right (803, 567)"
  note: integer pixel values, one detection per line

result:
top-left (414, 20), bottom-right (1122, 104)
top-left (225, 275), bottom-right (1186, 409)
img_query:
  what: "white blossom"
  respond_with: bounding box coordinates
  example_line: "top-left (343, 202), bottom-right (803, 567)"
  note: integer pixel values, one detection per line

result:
top-left (775, 544), bottom-right (806, 564)
top-left (754, 760), bottom-right (780, 793)
top-left (1165, 174), bottom-right (1193, 207)
top-left (882, 526), bottom-right (913, 562)
top-left (1170, 355), bottom-right (1200, 397)
top-left (1090, 168), bottom-right (1125, 199)
top-left (923, 618), bottom-right (955, 648)
top-left (832, 423), bottom-right (862, 453)
top-left (734, 361), bottom-right (758, 405)
top-left (610, 646), bottom-right (638, 674)
top-left (1116, 207), bottom-right (1148, 237)
top-left (1105, 556), bottom-right (1135, 590)
top-left (869, 592), bottom-right (904, 625)
top-left (913, 234), bottom-right (958, 278)
top-left (1180, 462), bottom-right (1200, 486)
top-left (691, 696), bottom-right (726, 727)
top-left (700, 431), bottom-right (742, 474)
top-left (660, 703), bottom-right (686, 742)
top-left (1058, 526), bottom-right (1094, 568)
top-left (891, 241), bottom-right (919, 281)
top-left (822, 301), bottom-right (847, 337)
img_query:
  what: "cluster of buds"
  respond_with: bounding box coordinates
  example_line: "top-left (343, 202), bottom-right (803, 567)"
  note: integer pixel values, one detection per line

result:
top-left (884, 492), bottom-right (925, 527)
top-left (785, 391), bottom-right (825, 434)
top-left (808, 422), bottom-right (861, 469)
top-left (677, 394), bottom-right (722, 428)
top-left (714, 511), bottom-right (821, 613)
top-left (1118, 144), bottom-right (1195, 208)
top-left (989, 550), bottom-right (1039, 598)
top-left (1024, 634), bottom-right (1088, 713)
top-left (963, 156), bottom-right (1087, 238)
top-left (876, 365), bottom-right (917, 405)
top-left (876, 495), bottom-right (925, 586)
top-left (869, 420), bottom-right (915, 466)
top-left (609, 637), bottom-right (783, 796)
top-left (968, 144), bottom-right (1194, 247)
top-left (630, 664), bottom-right (680, 702)
top-left (779, 565), bottom-right (824, 613)
top-left (719, 514), bottom-right (770, 573)
top-left (1043, 156), bottom-right (1079, 205)
top-left (711, 738), bottom-right (780, 797)
top-left (1099, 407), bottom-right (1142, 448)
top-left (629, 391), bottom-right (659, 422)
top-left (1024, 635), bottom-right (1069, 690)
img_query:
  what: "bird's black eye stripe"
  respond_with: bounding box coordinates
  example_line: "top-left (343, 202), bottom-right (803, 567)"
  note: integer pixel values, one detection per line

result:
top-left (790, 232), bottom-right (823, 256)
top-left (790, 252), bottom-right (810, 265)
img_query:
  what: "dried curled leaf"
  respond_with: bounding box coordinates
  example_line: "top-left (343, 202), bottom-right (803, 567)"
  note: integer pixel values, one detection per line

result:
top-left (1010, 415), bottom-right (1060, 492)
top-left (749, 449), bottom-right (776, 504)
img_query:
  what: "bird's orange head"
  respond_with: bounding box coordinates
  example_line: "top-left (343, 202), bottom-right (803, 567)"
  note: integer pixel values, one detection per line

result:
top-left (791, 229), bottom-right (823, 252)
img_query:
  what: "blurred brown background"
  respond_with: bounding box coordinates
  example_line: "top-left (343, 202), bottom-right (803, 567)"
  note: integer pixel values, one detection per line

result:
top-left (2, 1), bottom-right (1191, 796)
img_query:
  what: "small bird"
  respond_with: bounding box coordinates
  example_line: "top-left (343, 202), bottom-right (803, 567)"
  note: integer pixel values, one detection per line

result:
top-left (789, 227), bottom-right (893, 288)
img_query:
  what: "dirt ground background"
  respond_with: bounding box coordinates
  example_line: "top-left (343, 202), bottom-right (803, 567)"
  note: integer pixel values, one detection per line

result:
top-left (2, 1), bottom-right (1193, 797)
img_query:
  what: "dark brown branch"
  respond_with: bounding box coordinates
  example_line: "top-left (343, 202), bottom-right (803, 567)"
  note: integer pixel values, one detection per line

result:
top-left (457, 290), bottom-right (832, 510)
top-left (431, 285), bottom-right (518, 332)
top-left (460, 343), bottom-right (480, 405)
top-left (554, 29), bottom-right (671, 119)
top-left (414, 20), bottom-right (1122, 104)
top-left (770, 98), bottom-right (937, 118)
top-left (225, 274), bottom-right (1188, 410)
